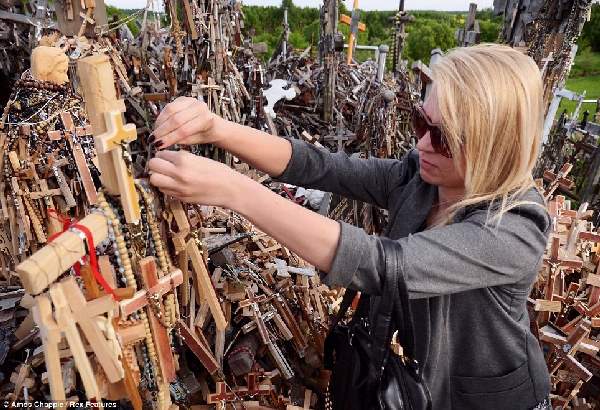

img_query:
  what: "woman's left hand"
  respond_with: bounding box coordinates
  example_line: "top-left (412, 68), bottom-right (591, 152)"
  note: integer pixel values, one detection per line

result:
top-left (148, 150), bottom-right (243, 209)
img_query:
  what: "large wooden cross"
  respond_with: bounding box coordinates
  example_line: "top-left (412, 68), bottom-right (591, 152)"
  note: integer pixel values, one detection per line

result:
top-left (339, 0), bottom-right (367, 65)
top-left (77, 54), bottom-right (141, 224)
top-left (119, 257), bottom-right (182, 384)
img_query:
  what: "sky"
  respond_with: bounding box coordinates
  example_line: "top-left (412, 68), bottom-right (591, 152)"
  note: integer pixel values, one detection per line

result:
top-left (105, 0), bottom-right (496, 13)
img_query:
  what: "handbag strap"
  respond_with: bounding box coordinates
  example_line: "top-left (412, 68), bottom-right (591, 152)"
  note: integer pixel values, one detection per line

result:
top-left (374, 238), bottom-right (417, 375)
top-left (329, 288), bottom-right (357, 330)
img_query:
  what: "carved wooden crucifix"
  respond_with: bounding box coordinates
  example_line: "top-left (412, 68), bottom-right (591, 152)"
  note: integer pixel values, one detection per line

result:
top-left (77, 54), bottom-right (141, 224)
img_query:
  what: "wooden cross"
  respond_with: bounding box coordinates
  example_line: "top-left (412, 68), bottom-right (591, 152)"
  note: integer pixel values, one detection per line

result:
top-left (186, 239), bottom-right (228, 331)
top-left (26, 164), bottom-right (63, 236)
top-left (233, 372), bottom-right (273, 398)
top-left (120, 257), bottom-right (182, 383)
top-left (322, 129), bottom-right (356, 153)
top-left (60, 276), bottom-right (123, 383)
top-left (47, 282), bottom-right (100, 399)
top-left (540, 321), bottom-right (593, 383)
top-left (544, 163), bottom-right (574, 199)
top-left (207, 381), bottom-right (237, 406)
top-left (77, 54), bottom-right (140, 224)
top-left (455, 3), bottom-right (480, 47)
top-left (339, 0), bottom-right (367, 64)
top-left (94, 111), bottom-right (140, 224)
top-left (48, 157), bottom-right (77, 209)
top-left (67, 133), bottom-right (99, 206)
top-left (176, 319), bottom-right (219, 375)
top-left (31, 295), bottom-right (65, 401)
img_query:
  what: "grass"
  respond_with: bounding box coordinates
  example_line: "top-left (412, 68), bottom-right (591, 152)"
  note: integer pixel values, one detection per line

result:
top-left (556, 49), bottom-right (600, 121)
top-left (558, 75), bottom-right (600, 120)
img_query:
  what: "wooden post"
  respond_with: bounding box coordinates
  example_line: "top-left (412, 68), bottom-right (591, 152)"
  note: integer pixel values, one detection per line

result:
top-left (16, 213), bottom-right (108, 295)
top-left (76, 55), bottom-right (121, 194)
top-left (49, 283), bottom-right (100, 399)
top-left (31, 295), bottom-right (65, 401)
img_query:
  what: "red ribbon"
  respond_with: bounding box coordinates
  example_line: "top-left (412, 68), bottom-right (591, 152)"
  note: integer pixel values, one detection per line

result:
top-left (47, 208), bottom-right (117, 300)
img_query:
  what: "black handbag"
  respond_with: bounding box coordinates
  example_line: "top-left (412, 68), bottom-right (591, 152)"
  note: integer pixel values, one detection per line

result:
top-left (324, 238), bottom-right (432, 410)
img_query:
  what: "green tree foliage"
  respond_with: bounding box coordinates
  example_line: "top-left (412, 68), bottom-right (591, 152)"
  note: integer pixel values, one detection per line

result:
top-left (243, 2), bottom-right (502, 63)
top-left (579, 4), bottom-right (600, 52)
top-left (105, 5), bottom-right (140, 36)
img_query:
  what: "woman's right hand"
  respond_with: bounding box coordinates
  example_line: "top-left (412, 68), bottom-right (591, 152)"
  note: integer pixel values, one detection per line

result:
top-left (152, 96), bottom-right (224, 149)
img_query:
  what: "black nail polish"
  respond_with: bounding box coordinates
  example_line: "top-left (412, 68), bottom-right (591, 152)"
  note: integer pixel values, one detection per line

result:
top-left (148, 134), bottom-right (156, 144)
top-left (156, 140), bottom-right (164, 150)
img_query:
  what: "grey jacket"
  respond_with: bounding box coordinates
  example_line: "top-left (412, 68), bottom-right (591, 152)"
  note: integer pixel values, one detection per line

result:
top-left (276, 139), bottom-right (551, 410)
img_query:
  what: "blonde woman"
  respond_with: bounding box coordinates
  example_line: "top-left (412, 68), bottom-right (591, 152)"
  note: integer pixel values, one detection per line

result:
top-left (148, 44), bottom-right (551, 409)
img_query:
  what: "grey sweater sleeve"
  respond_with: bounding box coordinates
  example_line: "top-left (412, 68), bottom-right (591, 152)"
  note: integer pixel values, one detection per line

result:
top-left (324, 203), bottom-right (550, 299)
top-left (275, 137), bottom-right (417, 210)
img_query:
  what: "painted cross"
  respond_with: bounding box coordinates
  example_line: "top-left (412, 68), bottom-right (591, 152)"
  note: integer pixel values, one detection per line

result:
top-left (95, 111), bottom-right (140, 224)
top-left (339, 0), bottom-right (367, 64)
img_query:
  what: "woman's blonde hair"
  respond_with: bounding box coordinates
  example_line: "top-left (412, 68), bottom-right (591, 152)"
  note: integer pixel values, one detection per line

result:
top-left (431, 43), bottom-right (545, 224)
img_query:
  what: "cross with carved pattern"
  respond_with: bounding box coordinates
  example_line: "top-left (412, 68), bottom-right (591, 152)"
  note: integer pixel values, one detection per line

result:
top-left (95, 111), bottom-right (140, 224)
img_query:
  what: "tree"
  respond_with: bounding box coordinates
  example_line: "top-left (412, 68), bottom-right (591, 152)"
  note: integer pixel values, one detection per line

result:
top-left (580, 4), bottom-right (600, 52)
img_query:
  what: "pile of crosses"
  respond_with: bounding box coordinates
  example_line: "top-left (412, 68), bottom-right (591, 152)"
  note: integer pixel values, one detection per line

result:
top-left (0, 52), bottom-right (337, 408)
top-left (0, 0), bottom-right (341, 408)
top-left (531, 165), bottom-right (600, 408)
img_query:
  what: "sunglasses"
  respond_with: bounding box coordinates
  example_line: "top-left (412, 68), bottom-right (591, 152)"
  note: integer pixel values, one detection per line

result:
top-left (411, 105), bottom-right (452, 158)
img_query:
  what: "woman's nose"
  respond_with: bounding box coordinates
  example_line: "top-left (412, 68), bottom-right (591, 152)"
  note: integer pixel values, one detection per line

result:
top-left (416, 131), bottom-right (434, 152)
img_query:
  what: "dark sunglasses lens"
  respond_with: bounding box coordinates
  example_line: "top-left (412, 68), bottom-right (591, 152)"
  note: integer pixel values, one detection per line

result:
top-left (431, 129), bottom-right (452, 158)
top-left (412, 110), bottom-right (428, 138)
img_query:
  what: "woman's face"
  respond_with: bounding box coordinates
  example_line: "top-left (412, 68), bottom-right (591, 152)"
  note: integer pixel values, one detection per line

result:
top-left (416, 92), bottom-right (465, 190)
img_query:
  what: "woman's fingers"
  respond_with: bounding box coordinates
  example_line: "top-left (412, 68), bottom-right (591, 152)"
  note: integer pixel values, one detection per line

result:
top-left (154, 97), bottom-right (196, 130)
top-left (149, 172), bottom-right (180, 191)
top-left (157, 123), bottom-right (203, 150)
top-left (148, 157), bottom-right (179, 177)
top-left (155, 150), bottom-right (188, 165)
top-left (153, 105), bottom-right (199, 141)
